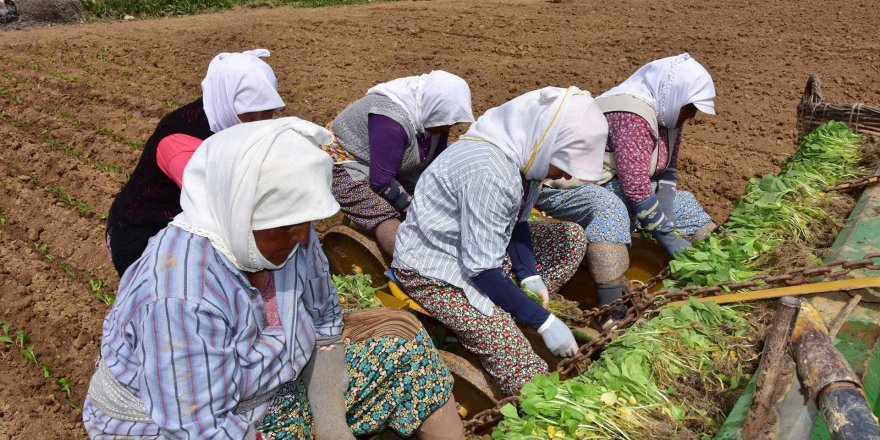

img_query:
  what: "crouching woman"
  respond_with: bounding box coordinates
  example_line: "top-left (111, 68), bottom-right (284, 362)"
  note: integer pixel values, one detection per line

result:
top-left (392, 87), bottom-right (608, 396)
top-left (83, 118), bottom-right (463, 440)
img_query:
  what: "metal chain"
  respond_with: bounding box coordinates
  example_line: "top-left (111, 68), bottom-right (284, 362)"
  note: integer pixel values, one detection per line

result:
top-left (823, 174), bottom-right (880, 193)
top-left (462, 253), bottom-right (880, 435)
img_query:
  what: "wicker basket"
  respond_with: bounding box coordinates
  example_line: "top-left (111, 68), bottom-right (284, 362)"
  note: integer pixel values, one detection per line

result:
top-left (796, 74), bottom-right (880, 137)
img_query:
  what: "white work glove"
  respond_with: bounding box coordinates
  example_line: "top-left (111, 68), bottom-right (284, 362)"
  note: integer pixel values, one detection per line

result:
top-left (538, 315), bottom-right (578, 357)
top-left (521, 275), bottom-right (550, 308)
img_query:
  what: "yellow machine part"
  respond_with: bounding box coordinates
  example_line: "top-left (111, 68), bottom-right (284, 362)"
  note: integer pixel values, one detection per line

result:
top-left (665, 277), bottom-right (880, 308)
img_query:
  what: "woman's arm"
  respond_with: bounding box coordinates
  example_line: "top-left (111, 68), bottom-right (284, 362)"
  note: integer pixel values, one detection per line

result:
top-left (606, 113), bottom-right (658, 205)
top-left (368, 114), bottom-right (412, 211)
top-left (138, 298), bottom-right (255, 439)
top-left (300, 227), bottom-right (344, 342)
top-left (156, 134), bottom-right (202, 187)
top-left (459, 173), bottom-right (548, 328)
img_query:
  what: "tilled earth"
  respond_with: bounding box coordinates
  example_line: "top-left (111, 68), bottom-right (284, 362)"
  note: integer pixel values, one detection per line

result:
top-left (0, 0), bottom-right (878, 437)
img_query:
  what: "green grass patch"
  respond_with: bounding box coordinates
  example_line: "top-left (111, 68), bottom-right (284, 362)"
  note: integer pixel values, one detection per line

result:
top-left (83, 0), bottom-right (389, 19)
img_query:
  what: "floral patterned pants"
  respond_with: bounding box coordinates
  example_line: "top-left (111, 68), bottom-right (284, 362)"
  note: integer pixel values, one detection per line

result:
top-left (257, 330), bottom-right (452, 439)
top-left (394, 221), bottom-right (586, 396)
top-left (537, 177), bottom-right (712, 245)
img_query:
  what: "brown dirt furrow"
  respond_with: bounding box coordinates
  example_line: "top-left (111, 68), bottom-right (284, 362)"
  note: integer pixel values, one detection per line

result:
top-left (0, 62), bottom-right (168, 150)
top-left (0, 117), bottom-right (122, 211)
top-left (0, 128), bottom-right (120, 284)
top-left (0, 1), bottom-right (877, 438)
top-left (0, 94), bottom-right (138, 176)
top-left (0, 225), bottom-right (102, 440)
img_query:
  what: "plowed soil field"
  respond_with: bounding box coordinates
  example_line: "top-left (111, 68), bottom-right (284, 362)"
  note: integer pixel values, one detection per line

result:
top-left (0, 0), bottom-right (878, 438)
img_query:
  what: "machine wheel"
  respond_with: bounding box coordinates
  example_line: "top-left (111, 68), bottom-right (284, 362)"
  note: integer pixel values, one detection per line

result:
top-left (438, 350), bottom-right (503, 419)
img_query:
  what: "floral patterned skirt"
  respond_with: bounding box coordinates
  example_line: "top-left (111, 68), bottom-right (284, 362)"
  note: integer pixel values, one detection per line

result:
top-left (257, 329), bottom-right (452, 439)
top-left (331, 165), bottom-right (402, 232)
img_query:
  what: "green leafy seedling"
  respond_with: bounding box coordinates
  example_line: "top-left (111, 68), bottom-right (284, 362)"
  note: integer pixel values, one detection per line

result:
top-left (41, 362), bottom-right (53, 378)
top-left (14, 329), bottom-right (28, 347)
top-left (56, 377), bottom-right (72, 396)
top-left (21, 345), bottom-right (38, 365)
top-left (96, 291), bottom-right (115, 306)
top-left (89, 279), bottom-right (104, 292)
top-left (59, 262), bottom-right (74, 276)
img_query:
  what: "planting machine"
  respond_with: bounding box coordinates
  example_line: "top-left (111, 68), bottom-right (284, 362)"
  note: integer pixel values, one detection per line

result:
top-left (322, 75), bottom-right (880, 439)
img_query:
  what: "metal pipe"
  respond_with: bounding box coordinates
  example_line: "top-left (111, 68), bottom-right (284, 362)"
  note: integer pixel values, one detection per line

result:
top-left (818, 384), bottom-right (880, 440)
top-left (792, 302), bottom-right (880, 440)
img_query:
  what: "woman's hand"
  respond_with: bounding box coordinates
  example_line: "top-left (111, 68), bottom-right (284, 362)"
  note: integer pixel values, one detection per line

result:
top-left (538, 315), bottom-right (578, 357)
top-left (521, 275), bottom-right (550, 308)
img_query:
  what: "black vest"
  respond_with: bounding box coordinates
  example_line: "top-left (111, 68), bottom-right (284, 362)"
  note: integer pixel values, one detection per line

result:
top-left (107, 98), bottom-right (213, 272)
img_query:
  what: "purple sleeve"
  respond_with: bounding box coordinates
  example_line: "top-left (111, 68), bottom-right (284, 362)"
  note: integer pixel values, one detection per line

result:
top-left (368, 113), bottom-right (410, 191)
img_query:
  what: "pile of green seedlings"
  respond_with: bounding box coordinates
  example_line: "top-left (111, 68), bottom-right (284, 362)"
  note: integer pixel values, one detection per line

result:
top-left (494, 299), bottom-right (759, 439)
top-left (666, 121), bottom-right (863, 288)
top-left (332, 271), bottom-right (386, 311)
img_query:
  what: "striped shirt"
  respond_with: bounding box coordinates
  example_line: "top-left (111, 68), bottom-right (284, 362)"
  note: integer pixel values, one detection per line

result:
top-left (392, 140), bottom-right (540, 316)
top-left (83, 225), bottom-right (342, 439)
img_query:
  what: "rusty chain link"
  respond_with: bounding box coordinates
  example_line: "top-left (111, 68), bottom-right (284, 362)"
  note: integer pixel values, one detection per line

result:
top-left (823, 174), bottom-right (880, 193)
top-left (462, 253), bottom-right (880, 435)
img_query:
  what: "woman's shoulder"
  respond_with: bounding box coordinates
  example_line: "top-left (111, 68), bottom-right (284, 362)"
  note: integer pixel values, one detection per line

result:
top-left (122, 226), bottom-right (243, 310)
top-left (605, 111), bottom-right (657, 141)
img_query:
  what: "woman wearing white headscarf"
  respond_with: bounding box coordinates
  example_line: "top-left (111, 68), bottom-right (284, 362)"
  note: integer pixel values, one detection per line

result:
top-left (537, 53), bottom-right (718, 328)
top-left (325, 71), bottom-right (475, 255)
top-left (391, 87), bottom-right (608, 395)
top-left (84, 118), bottom-right (464, 440)
top-left (106, 49), bottom-right (285, 277)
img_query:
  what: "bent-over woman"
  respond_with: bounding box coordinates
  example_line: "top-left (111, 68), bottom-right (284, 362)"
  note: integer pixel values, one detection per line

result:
top-left (106, 49), bottom-right (285, 277)
top-left (326, 71), bottom-right (474, 255)
top-left (392, 86), bottom-right (608, 395)
top-left (84, 118), bottom-right (463, 440)
top-left (537, 53), bottom-right (717, 327)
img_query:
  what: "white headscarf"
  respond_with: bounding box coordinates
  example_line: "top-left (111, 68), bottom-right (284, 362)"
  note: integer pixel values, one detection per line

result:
top-left (600, 53), bottom-right (716, 128)
top-left (171, 117), bottom-right (340, 272)
top-left (462, 86), bottom-right (608, 181)
top-left (201, 49), bottom-right (286, 133)
top-left (367, 70), bottom-right (475, 134)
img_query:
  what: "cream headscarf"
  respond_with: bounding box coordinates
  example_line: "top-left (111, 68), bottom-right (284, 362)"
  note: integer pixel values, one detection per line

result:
top-left (461, 86), bottom-right (608, 182)
top-left (600, 53), bottom-right (716, 128)
top-left (171, 117), bottom-right (340, 272)
top-left (367, 70), bottom-right (475, 134)
top-left (201, 49), bottom-right (286, 133)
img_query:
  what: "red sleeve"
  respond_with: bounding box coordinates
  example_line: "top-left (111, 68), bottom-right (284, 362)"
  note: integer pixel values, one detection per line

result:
top-left (606, 112), bottom-right (658, 205)
top-left (156, 134), bottom-right (202, 188)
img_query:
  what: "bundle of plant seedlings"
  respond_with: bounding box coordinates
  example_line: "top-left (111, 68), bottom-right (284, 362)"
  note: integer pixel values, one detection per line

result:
top-left (332, 273), bottom-right (386, 311)
top-left (665, 121), bottom-right (862, 288)
top-left (494, 299), bottom-right (760, 439)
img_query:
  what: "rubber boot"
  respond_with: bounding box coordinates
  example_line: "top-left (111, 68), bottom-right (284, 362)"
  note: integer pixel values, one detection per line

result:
top-left (416, 397), bottom-right (465, 440)
top-left (587, 243), bottom-right (629, 329)
top-left (375, 218), bottom-right (400, 257)
top-left (692, 221), bottom-right (718, 241)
